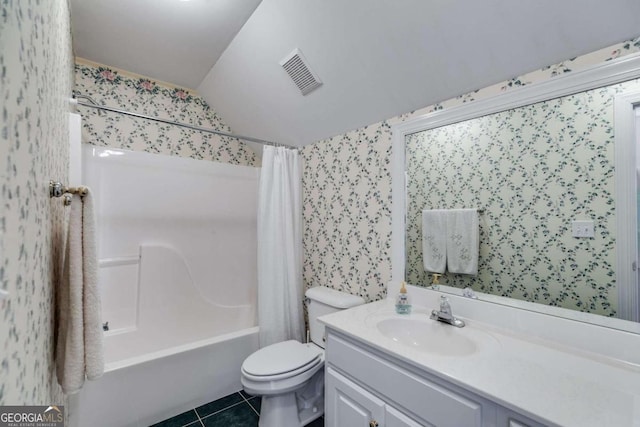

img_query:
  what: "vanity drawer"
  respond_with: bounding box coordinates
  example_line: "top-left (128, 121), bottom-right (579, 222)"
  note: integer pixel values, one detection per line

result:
top-left (327, 333), bottom-right (492, 427)
top-left (497, 407), bottom-right (548, 427)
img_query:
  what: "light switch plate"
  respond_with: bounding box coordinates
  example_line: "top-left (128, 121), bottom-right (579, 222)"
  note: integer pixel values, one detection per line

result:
top-left (572, 220), bottom-right (595, 238)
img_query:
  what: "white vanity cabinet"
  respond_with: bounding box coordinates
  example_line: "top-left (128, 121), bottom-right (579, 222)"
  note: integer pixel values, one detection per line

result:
top-left (496, 408), bottom-right (546, 427)
top-left (326, 367), bottom-right (386, 427)
top-left (327, 366), bottom-right (427, 427)
top-left (325, 330), bottom-right (548, 427)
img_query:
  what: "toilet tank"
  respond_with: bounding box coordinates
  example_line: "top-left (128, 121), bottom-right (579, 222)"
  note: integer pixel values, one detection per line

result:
top-left (305, 286), bottom-right (365, 348)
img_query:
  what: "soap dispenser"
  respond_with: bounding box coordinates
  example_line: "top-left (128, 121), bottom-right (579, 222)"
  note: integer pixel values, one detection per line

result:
top-left (431, 273), bottom-right (442, 290)
top-left (395, 281), bottom-right (412, 314)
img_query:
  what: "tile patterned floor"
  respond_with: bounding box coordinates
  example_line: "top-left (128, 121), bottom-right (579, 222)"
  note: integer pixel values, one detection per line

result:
top-left (150, 391), bottom-right (324, 427)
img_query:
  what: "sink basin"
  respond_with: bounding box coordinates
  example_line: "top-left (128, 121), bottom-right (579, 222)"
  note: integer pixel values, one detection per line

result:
top-left (376, 317), bottom-right (486, 357)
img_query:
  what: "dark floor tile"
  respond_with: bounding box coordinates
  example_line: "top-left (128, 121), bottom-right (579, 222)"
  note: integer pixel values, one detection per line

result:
top-left (304, 416), bottom-right (324, 427)
top-left (196, 392), bottom-right (244, 418)
top-left (149, 409), bottom-right (199, 427)
top-left (247, 397), bottom-right (261, 414)
top-left (239, 389), bottom-right (255, 400)
top-left (201, 401), bottom-right (258, 427)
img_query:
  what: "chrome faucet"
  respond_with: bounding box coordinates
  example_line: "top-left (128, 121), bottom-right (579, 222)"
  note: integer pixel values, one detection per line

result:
top-left (431, 295), bottom-right (465, 328)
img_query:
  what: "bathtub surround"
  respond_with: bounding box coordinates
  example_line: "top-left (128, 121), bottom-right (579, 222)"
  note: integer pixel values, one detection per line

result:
top-left (81, 145), bottom-right (259, 355)
top-left (74, 60), bottom-right (259, 167)
top-left (69, 146), bottom-right (259, 426)
top-left (0, 0), bottom-right (73, 406)
top-left (301, 36), bottom-right (640, 312)
top-left (257, 147), bottom-right (304, 347)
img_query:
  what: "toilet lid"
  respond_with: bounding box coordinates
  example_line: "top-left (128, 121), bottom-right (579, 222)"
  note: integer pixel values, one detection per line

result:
top-left (242, 340), bottom-right (322, 377)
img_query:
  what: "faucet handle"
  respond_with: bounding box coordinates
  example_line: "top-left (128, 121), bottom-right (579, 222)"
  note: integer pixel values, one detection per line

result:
top-left (431, 295), bottom-right (464, 327)
top-left (439, 295), bottom-right (452, 313)
top-left (462, 287), bottom-right (477, 299)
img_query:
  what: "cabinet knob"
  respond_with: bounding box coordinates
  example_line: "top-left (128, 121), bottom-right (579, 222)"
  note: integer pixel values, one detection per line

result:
top-left (369, 421), bottom-right (378, 427)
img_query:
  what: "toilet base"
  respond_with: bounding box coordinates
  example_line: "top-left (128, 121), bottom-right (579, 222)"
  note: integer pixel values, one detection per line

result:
top-left (258, 394), bottom-right (324, 427)
top-left (255, 369), bottom-right (325, 427)
top-left (259, 393), bottom-right (299, 427)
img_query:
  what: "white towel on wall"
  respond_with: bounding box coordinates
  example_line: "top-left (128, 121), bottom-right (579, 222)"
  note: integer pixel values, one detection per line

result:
top-left (56, 189), bottom-right (104, 394)
top-left (82, 190), bottom-right (103, 381)
top-left (56, 195), bottom-right (84, 393)
top-left (422, 210), bottom-right (447, 274)
top-left (446, 209), bottom-right (479, 276)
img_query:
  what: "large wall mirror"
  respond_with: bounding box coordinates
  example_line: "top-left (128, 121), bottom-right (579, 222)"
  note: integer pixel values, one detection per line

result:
top-left (392, 54), bottom-right (640, 333)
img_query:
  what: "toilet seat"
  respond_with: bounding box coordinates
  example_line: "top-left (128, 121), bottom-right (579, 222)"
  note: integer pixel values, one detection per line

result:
top-left (240, 287), bottom-right (365, 427)
top-left (241, 340), bottom-right (322, 381)
top-left (242, 356), bottom-right (322, 382)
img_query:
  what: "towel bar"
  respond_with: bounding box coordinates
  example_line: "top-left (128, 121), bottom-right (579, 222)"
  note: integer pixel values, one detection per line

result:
top-left (49, 180), bottom-right (88, 205)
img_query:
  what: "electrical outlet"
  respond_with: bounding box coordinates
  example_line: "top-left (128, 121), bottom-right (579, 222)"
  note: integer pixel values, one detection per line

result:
top-left (572, 220), bottom-right (595, 238)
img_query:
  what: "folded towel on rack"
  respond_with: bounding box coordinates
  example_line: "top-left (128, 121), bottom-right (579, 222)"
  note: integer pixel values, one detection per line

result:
top-left (446, 209), bottom-right (479, 275)
top-left (56, 189), bottom-right (103, 394)
top-left (82, 190), bottom-right (103, 381)
top-left (422, 210), bottom-right (447, 274)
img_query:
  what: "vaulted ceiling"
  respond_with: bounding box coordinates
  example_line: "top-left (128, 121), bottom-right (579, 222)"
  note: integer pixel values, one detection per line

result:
top-left (71, 0), bottom-right (262, 88)
top-left (71, 0), bottom-right (640, 147)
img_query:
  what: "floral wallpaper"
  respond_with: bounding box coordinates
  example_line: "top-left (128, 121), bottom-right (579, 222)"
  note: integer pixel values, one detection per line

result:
top-left (74, 61), bottom-right (259, 166)
top-left (1, 0), bottom-right (71, 405)
top-left (301, 36), bottom-right (640, 307)
top-left (406, 80), bottom-right (640, 316)
top-left (302, 124), bottom-right (393, 303)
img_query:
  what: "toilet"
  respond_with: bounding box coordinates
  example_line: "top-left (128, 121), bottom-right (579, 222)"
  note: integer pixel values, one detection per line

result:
top-left (241, 286), bottom-right (365, 427)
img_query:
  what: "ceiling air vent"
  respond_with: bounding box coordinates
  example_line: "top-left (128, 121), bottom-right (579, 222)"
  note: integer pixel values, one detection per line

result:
top-left (280, 48), bottom-right (323, 96)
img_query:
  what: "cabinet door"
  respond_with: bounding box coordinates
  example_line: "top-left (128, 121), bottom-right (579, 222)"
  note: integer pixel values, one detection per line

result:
top-left (326, 367), bottom-right (385, 427)
top-left (386, 405), bottom-right (434, 427)
top-left (327, 333), bottom-right (490, 427)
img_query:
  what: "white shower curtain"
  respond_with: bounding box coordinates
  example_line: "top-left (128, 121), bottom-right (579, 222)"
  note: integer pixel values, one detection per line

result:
top-left (257, 146), bottom-right (304, 347)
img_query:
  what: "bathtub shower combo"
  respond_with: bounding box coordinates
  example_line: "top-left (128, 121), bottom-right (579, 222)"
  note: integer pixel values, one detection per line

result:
top-left (69, 146), bottom-right (260, 427)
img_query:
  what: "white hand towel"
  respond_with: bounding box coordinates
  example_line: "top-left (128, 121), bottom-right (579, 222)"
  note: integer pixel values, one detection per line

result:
top-left (56, 195), bottom-right (85, 393)
top-left (56, 189), bottom-right (103, 394)
top-left (421, 210), bottom-right (447, 274)
top-left (446, 209), bottom-right (479, 275)
top-left (82, 190), bottom-right (104, 381)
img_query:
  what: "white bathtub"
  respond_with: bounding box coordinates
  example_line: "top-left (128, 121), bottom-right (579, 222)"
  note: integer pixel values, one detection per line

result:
top-left (68, 147), bottom-right (260, 426)
top-left (69, 325), bottom-right (258, 427)
top-left (67, 245), bottom-right (259, 426)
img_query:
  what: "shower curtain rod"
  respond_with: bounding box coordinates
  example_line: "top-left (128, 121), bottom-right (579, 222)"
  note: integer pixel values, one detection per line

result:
top-left (72, 95), bottom-right (296, 149)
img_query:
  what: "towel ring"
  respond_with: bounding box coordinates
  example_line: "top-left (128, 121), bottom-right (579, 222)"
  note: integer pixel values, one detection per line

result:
top-left (49, 181), bottom-right (88, 206)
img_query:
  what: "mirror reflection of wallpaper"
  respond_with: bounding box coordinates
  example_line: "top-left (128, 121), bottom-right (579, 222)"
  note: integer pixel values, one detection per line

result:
top-left (406, 79), bottom-right (640, 317)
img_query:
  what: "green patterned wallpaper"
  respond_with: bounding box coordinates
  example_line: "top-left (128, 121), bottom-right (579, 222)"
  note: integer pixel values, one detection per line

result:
top-left (302, 36), bottom-right (640, 305)
top-left (406, 79), bottom-right (640, 316)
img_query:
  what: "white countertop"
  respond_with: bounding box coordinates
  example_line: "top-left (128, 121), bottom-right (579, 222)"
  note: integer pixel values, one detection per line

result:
top-left (319, 295), bottom-right (640, 427)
